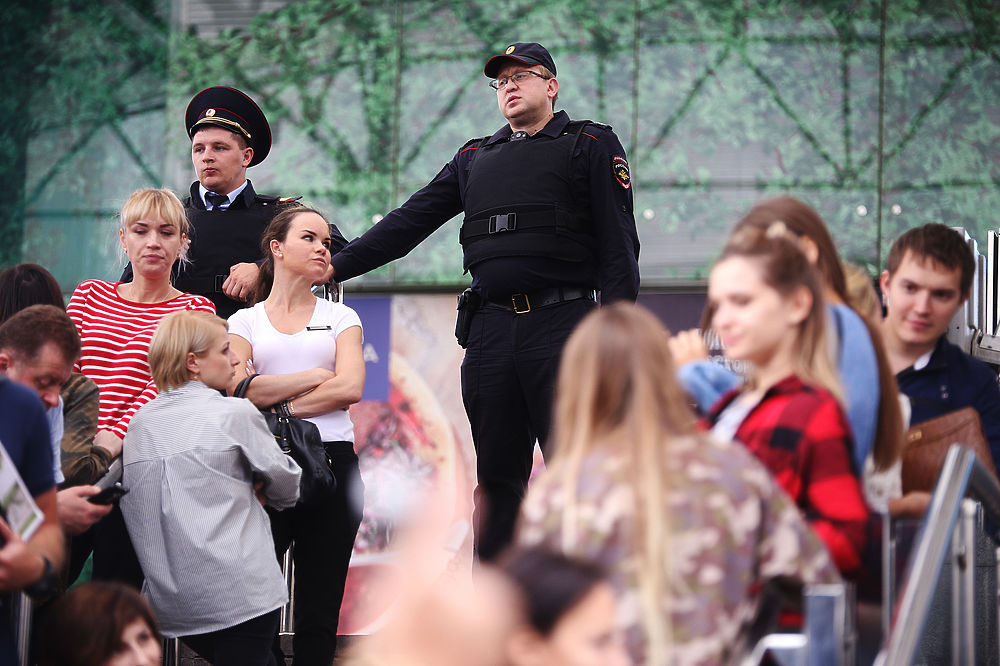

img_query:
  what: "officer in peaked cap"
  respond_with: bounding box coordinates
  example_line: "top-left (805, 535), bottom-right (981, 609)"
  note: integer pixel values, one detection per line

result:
top-left (122, 86), bottom-right (346, 318)
top-left (329, 42), bottom-right (640, 561)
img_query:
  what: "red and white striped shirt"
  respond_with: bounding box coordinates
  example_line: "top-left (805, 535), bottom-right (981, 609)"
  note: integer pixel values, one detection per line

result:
top-left (67, 280), bottom-right (215, 439)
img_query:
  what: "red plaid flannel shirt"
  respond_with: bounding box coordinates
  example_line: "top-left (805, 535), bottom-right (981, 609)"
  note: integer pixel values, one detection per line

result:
top-left (706, 375), bottom-right (870, 575)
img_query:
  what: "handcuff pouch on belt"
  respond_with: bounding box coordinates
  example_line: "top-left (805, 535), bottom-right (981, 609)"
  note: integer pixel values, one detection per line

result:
top-left (455, 288), bottom-right (481, 348)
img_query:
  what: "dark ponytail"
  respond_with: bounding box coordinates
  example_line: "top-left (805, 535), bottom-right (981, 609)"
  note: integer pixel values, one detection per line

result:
top-left (251, 205), bottom-right (327, 304)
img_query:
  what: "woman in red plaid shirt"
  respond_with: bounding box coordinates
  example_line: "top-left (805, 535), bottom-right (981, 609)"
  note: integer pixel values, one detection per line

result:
top-left (701, 222), bottom-right (870, 576)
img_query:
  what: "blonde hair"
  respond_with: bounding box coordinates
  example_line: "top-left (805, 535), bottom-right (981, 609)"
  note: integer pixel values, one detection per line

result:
top-left (843, 262), bottom-right (881, 321)
top-left (716, 223), bottom-right (844, 403)
top-left (148, 310), bottom-right (228, 392)
top-left (119, 188), bottom-right (190, 264)
top-left (538, 302), bottom-right (697, 664)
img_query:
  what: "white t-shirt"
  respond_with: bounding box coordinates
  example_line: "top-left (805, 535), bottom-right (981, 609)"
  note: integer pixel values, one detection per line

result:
top-left (228, 298), bottom-right (363, 442)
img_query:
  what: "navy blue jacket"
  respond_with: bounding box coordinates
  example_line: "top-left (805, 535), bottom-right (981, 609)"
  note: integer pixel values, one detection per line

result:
top-left (897, 336), bottom-right (1000, 471)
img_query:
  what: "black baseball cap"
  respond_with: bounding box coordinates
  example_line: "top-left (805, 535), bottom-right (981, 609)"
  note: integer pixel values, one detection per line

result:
top-left (484, 42), bottom-right (557, 79)
top-left (185, 86), bottom-right (271, 167)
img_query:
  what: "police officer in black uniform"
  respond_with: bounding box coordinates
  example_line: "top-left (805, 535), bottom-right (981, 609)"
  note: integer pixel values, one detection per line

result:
top-left (123, 86), bottom-right (346, 318)
top-left (331, 43), bottom-right (640, 560)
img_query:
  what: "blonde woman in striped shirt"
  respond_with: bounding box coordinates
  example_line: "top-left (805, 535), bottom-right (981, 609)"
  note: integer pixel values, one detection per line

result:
top-left (66, 188), bottom-right (215, 586)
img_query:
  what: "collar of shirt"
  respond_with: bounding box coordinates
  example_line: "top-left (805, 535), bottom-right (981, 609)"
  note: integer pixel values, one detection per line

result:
top-left (485, 110), bottom-right (571, 146)
top-left (200, 180), bottom-right (249, 210)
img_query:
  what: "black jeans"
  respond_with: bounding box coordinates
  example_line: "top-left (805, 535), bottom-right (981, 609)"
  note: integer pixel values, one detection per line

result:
top-left (460, 297), bottom-right (595, 561)
top-left (91, 503), bottom-right (144, 588)
top-left (183, 608), bottom-right (281, 666)
top-left (268, 442), bottom-right (364, 665)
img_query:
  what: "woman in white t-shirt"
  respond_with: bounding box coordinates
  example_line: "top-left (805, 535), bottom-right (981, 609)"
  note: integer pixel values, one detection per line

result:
top-left (228, 206), bottom-right (365, 666)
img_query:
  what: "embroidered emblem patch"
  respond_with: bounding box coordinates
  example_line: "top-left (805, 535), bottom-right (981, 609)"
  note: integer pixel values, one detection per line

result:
top-left (613, 156), bottom-right (631, 189)
top-left (506, 45), bottom-right (516, 54)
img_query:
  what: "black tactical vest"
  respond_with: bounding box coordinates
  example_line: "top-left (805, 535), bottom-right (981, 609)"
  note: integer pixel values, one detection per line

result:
top-left (177, 184), bottom-right (283, 317)
top-left (459, 121), bottom-right (598, 272)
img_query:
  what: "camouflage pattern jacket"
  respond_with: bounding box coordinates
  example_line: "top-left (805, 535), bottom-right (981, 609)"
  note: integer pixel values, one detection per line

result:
top-left (517, 434), bottom-right (840, 666)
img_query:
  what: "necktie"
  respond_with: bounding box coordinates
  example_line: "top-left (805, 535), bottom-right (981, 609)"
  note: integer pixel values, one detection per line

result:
top-left (205, 192), bottom-right (228, 210)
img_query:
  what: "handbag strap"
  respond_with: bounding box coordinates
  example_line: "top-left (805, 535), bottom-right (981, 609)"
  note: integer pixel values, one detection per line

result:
top-left (232, 373), bottom-right (260, 399)
top-left (232, 373), bottom-right (293, 417)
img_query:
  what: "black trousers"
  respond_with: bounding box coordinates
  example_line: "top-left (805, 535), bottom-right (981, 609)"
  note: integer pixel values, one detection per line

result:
top-left (268, 442), bottom-right (364, 666)
top-left (460, 298), bottom-right (595, 561)
top-left (183, 608), bottom-right (281, 666)
top-left (91, 503), bottom-right (144, 588)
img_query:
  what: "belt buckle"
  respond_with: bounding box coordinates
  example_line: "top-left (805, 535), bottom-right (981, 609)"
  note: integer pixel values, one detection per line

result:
top-left (512, 293), bottom-right (531, 314)
top-left (489, 213), bottom-right (516, 234)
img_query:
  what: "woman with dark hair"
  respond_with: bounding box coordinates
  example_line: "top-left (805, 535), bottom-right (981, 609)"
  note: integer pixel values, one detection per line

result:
top-left (228, 205), bottom-right (365, 665)
top-left (0, 263), bottom-right (64, 322)
top-left (498, 547), bottom-right (630, 666)
top-left (39, 581), bottom-right (162, 666)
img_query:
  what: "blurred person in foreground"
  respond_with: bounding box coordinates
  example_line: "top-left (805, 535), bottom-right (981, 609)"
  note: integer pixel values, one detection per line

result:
top-left (39, 581), bottom-right (161, 666)
top-left (120, 310), bottom-right (300, 665)
top-left (517, 302), bottom-right (839, 665)
top-left (0, 307), bottom-right (67, 661)
top-left (498, 546), bottom-right (631, 666)
top-left (338, 493), bottom-right (521, 666)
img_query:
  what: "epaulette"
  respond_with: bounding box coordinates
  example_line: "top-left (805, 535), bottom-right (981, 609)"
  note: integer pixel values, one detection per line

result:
top-left (564, 119), bottom-right (612, 134)
top-left (459, 136), bottom-right (489, 154)
top-left (256, 194), bottom-right (301, 207)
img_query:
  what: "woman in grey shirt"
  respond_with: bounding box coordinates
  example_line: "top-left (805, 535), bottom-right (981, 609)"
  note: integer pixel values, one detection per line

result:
top-left (120, 309), bottom-right (300, 666)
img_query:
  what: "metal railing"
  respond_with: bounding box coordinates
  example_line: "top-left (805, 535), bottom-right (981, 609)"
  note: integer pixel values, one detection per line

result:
top-left (741, 583), bottom-right (856, 666)
top-left (876, 444), bottom-right (1000, 666)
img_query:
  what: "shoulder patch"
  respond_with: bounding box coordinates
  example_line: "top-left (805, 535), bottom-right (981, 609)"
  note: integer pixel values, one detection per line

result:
top-left (612, 155), bottom-right (631, 190)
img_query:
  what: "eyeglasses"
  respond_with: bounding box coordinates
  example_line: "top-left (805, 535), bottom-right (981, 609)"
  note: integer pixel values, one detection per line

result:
top-left (490, 70), bottom-right (551, 90)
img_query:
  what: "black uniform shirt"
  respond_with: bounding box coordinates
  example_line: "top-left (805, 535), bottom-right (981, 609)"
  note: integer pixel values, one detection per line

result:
top-left (331, 110), bottom-right (640, 303)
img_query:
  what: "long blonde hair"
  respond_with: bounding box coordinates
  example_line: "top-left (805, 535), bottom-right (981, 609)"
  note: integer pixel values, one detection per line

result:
top-left (734, 197), bottom-right (902, 470)
top-left (542, 302), bottom-right (697, 664)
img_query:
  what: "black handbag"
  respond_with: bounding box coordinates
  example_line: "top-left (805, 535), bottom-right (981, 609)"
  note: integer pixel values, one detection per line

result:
top-left (233, 374), bottom-right (336, 506)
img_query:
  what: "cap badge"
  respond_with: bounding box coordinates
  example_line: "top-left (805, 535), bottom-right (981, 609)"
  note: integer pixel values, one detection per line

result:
top-left (205, 108), bottom-right (216, 117)
top-left (506, 45), bottom-right (515, 54)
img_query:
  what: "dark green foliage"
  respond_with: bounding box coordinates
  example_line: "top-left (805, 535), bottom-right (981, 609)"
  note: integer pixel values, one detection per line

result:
top-left (7, 0), bottom-right (1000, 290)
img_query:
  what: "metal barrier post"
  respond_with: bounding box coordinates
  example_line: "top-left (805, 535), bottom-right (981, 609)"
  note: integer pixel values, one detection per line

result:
top-left (13, 592), bottom-right (31, 666)
top-left (952, 499), bottom-right (978, 665)
top-left (161, 637), bottom-right (180, 666)
top-left (280, 544), bottom-right (295, 634)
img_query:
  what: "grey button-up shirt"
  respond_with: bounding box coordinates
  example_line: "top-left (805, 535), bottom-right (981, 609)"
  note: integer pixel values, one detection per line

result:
top-left (120, 380), bottom-right (300, 637)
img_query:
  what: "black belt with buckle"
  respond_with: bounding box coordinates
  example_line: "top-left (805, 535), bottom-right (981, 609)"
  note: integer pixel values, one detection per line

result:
top-left (484, 287), bottom-right (596, 314)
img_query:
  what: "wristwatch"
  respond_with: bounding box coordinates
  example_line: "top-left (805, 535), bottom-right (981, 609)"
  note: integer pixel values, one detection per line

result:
top-left (24, 555), bottom-right (58, 598)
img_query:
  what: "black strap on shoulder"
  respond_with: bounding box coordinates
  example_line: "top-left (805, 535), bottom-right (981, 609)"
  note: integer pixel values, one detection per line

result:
top-left (562, 120), bottom-right (590, 172)
top-left (232, 373), bottom-right (259, 398)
